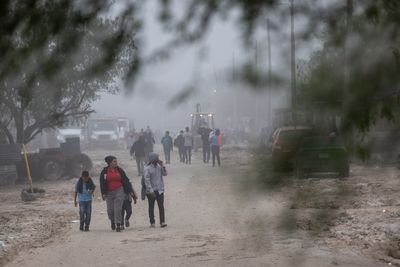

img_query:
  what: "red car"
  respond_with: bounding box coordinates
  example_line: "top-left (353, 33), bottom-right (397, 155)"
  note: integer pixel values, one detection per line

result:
top-left (271, 126), bottom-right (312, 170)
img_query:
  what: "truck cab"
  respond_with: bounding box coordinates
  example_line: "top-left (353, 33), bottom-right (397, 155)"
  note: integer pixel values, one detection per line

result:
top-left (87, 118), bottom-right (119, 150)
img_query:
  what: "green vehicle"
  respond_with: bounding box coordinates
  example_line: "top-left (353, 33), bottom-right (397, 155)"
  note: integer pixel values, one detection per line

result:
top-left (294, 136), bottom-right (350, 178)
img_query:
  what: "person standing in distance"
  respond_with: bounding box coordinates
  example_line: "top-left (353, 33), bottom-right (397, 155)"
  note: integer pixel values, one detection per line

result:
top-left (143, 152), bottom-right (168, 228)
top-left (130, 134), bottom-right (146, 176)
top-left (183, 126), bottom-right (194, 164)
top-left (210, 129), bottom-right (222, 167)
top-left (198, 126), bottom-right (212, 163)
top-left (161, 131), bottom-right (173, 164)
top-left (174, 130), bottom-right (185, 163)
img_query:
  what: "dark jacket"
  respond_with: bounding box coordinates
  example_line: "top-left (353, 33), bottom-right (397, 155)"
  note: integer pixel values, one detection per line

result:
top-left (76, 178), bottom-right (96, 194)
top-left (174, 134), bottom-right (184, 149)
top-left (130, 139), bottom-right (146, 157)
top-left (198, 127), bottom-right (212, 145)
top-left (161, 135), bottom-right (173, 150)
top-left (99, 166), bottom-right (134, 196)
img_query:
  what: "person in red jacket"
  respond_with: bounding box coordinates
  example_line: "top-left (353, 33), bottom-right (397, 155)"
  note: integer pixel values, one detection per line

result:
top-left (100, 155), bottom-right (135, 232)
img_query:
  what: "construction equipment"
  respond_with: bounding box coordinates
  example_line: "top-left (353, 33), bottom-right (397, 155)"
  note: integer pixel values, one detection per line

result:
top-left (190, 103), bottom-right (215, 151)
top-left (16, 137), bottom-right (92, 181)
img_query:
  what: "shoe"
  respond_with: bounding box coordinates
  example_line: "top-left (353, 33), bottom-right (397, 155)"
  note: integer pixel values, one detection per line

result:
top-left (150, 224), bottom-right (155, 228)
top-left (79, 224), bottom-right (84, 231)
top-left (160, 223), bottom-right (167, 228)
top-left (84, 226), bottom-right (89, 232)
top-left (111, 222), bottom-right (116, 230)
top-left (116, 225), bottom-right (121, 232)
top-left (120, 225), bottom-right (125, 230)
top-left (125, 220), bottom-right (130, 227)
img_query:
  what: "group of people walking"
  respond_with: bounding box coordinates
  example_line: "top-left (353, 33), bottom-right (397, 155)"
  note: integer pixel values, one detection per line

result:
top-left (173, 127), bottom-right (195, 164)
top-left (170, 126), bottom-right (223, 167)
top-left (73, 125), bottom-right (223, 232)
top-left (74, 152), bottom-right (167, 232)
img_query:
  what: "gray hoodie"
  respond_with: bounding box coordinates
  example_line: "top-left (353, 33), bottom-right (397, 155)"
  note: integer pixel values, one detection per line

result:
top-left (144, 163), bottom-right (167, 194)
top-left (183, 132), bottom-right (193, 147)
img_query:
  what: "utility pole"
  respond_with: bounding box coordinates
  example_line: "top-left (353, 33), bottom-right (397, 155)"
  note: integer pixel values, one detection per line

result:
top-left (232, 53), bottom-right (238, 128)
top-left (267, 17), bottom-right (272, 128)
top-left (255, 41), bottom-right (259, 128)
top-left (290, 0), bottom-right (297, 126)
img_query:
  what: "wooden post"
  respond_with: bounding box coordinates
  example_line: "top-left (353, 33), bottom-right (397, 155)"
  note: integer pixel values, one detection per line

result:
top-left (22, 144), bottom-right (33, 192)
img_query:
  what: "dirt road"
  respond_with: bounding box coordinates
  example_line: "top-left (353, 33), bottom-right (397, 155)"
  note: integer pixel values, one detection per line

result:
top-left (1, 146), bottom-right (390, 266)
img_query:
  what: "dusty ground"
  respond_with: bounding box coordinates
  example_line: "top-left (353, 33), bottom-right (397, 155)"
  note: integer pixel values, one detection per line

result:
top-left (0, 145), bottom-right (398, 266)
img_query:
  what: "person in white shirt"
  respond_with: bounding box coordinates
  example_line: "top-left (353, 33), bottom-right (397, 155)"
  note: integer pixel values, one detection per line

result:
top-left (183, 126), bottom-right (194, 164)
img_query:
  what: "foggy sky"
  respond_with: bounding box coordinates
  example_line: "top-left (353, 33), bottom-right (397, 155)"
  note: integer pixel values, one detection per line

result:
top-left (92, 1), bottom-right (320, 133)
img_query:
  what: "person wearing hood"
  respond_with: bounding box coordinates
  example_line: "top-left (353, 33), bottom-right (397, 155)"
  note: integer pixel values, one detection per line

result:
top-left (100, 155), bottom-right (135, 232)
top-left (142, 152), bottom-right (168, 228)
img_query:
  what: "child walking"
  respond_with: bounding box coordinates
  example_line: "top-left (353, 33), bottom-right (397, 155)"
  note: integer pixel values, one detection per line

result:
top-left (74, 171), bottom-right (96, 231)
top-left (121, 181), bottom-right (138, 230)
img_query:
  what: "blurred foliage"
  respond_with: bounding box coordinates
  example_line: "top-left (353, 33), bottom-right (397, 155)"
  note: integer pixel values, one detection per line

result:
top-left (0, 0), bottom-right (141, 144)
top-left (297, 1), bottom-right (400, 137)
top-left (2, 0), bottom-right (400, 145)
top-left (153, 0), bottom-right (400, 137)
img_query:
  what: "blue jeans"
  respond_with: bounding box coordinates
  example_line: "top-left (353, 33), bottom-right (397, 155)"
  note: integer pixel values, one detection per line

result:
top-left (79, 201), bottom-right (92, 227)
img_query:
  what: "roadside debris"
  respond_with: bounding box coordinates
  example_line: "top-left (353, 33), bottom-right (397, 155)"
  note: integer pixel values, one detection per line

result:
top-left (20, 188), bottom-right (45, 202)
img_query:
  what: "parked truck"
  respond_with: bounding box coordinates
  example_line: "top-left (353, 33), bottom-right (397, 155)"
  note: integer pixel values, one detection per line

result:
top-left (56, 119), bottom-right (87, 149)
top-left (86, 117), bottom-right (120, 150)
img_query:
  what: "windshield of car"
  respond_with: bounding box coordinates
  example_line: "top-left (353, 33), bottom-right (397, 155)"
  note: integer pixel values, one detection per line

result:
top-left (279, 130), bottom-right (311, 145)
top-left (92, 121), bottom-right (116, 131)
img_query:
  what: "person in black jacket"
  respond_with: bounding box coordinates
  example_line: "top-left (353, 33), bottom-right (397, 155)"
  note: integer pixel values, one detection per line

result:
top-left (130, 135), bottom-right (146, 176)
top-left (198, 126), bottom-right (212, 163)
top-left (100, 155), bottom-right (135, 232)
top-left (174, 130), bottom-right (185, 163)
